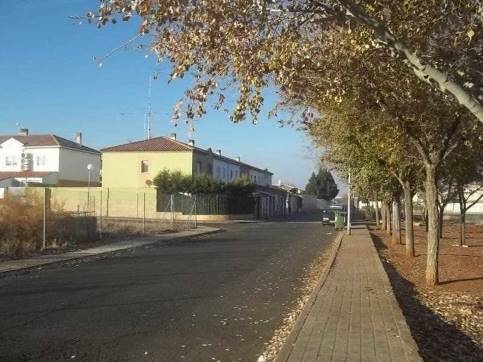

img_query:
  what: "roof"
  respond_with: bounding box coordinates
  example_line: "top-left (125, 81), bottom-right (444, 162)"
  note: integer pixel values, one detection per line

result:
top-left (101, 136), bottom-right (192, 152)
top-left (0, 135), bottom-right (99, 154)
top-left (0, 171), bottom-right (53, 181)
top-left (101, 136), bottom-right (273, 175)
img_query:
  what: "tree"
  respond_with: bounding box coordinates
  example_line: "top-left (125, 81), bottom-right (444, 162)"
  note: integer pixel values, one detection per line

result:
top-left (92, 1), bottom-right (482, 123)
top-left (305, 168), bottom-right (339, 201)
top-left (279, 22), bottom-right (479, 285)
top-left (448, 132), bottom-right (483, 245)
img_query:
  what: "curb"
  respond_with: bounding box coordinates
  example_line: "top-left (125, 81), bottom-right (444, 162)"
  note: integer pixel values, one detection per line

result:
top-left (274, 230), bottom-right (345, 362)
top-left (0, 227), bottom-right (222, 277)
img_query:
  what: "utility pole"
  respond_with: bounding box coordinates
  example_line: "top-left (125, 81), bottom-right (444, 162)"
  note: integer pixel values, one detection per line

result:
top-left (347, 171), bottom-right (351, 235)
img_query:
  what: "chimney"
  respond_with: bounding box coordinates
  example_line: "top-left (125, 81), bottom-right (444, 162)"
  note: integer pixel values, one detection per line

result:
top-left (75, 132), bottom-right (82, 145)
top-left (19, 128), bottom-right (29, 136)
top-left (216, 149), bottom-right (221, 156)
top-left (188, 139), bottom-right (195, 147)
top-left (236, 156), bottom-right (240, 162)
top-left (170, 133), bottom-right (177, 140)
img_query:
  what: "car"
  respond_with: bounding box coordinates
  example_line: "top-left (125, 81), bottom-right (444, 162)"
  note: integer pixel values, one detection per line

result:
top-left (321, 208), bottom-right (336, 224)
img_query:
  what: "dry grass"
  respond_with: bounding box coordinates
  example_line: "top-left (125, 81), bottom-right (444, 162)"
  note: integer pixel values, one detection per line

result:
top-left (0, 192), bottom-right (96, 258)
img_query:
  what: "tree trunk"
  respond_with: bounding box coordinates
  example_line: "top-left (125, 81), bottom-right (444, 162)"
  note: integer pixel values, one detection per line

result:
top-left (458, 192), bottom-right (467, 246)
top-left (385, 202), bottom-right (392, 235)
top-left (459, 212), bottom-right (466, 246)
top-left (402, 180), bottom-right (415, 257)
top-left (438, 206), bottom-right (445, 239)
top-left (425, 165), bottom-right (440, 286)
top-left (374, 200), bottom-right (380, 229)
top-left (381, 203), bottom-right (387, 230)
top-left (424, 208), bottom-right (428, 233)
top-left (392, 198), bottom-right (401, 244)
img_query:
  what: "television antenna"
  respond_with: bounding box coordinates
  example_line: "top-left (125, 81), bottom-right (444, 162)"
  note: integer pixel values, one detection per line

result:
top-left (144, 72), bottom-right (158, 140)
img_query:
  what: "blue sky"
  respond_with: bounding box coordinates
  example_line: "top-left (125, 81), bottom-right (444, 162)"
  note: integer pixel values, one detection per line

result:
top-left (0, 0), bottom-right (324, 188)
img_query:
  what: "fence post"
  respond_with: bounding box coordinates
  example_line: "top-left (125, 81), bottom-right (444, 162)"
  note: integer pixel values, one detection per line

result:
top-left (99, 188), bottom-right (103, 239)
top-left (42, 187), bottom-right (47, 250)
top-left (170, 193), bottom-right (175, 227)
top-left (194, 194), bottom-right (198, 229)
top-left (143, 192), bottom-right (146, 235)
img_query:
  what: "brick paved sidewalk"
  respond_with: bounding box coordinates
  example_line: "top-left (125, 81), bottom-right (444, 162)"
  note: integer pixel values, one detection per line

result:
top-left (282, 226), bottom-right (421, 362)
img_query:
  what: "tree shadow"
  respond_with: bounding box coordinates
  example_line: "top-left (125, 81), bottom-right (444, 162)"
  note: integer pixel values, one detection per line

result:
top-left (371, 234), bottom-right (483, 362)
top-left (439, 276), bottom-right (483, 285)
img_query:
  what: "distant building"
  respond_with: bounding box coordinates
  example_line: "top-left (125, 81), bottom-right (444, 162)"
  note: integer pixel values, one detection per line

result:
top-left (101, 134), bottom-right (273, 188)
top-left (0, 129), bottom-right (100, 187)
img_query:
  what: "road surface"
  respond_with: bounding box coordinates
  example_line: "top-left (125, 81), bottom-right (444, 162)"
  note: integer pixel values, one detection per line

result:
top-left (0, 215), bottom-right (334, 361)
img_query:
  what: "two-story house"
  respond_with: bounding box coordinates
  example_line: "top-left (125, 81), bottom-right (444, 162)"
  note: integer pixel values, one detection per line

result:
top-left (0, 129), bottom-right (101, 187)
top-left (101, 134), bottom-right (273, 188)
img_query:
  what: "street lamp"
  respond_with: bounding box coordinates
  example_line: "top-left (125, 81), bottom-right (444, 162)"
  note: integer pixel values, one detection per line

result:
top-left (87, 163), bottom-right (93, 212)
top-left (347, 171), bottom-right (351, 235)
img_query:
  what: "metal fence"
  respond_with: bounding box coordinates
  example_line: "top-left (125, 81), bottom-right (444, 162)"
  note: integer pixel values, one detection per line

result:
top-left (157, 192), bottom-right (255, 215)
top-left (3, 187), bottom-right (198, 240)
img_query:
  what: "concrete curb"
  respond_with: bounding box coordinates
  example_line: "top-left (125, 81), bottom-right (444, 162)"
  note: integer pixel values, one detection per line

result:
top-left (274, 230), bottom-right (345, 362)
top-left (0, 227), bottom-right (222, 276)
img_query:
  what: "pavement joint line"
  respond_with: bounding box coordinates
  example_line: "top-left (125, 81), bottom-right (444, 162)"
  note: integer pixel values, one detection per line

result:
top-left (275, 229), bottom-right (344, 362)
top-left (0, 227), bottom-right (222, 276)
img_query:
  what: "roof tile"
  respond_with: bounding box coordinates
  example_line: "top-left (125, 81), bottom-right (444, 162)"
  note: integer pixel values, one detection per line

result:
top-left (101, 136), bottom-right (192, 152)
top-left (0, 135), bottom-right (99, 153)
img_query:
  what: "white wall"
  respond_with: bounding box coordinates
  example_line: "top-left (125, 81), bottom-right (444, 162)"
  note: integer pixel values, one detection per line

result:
top-left (27, 147), bottom-right (60, 172)
top-left (58, 148), bottom-right (101, 183)
top-left (249, 169), bottom-right (271, 186)
top-left (0, 138), bottom-right (61, 173)
top-left (0, 138), bottom-right (24, 171)
top-left (213, 158), bottom-right (241, 183)
top-left (446, 202), bottom-right (483, 215)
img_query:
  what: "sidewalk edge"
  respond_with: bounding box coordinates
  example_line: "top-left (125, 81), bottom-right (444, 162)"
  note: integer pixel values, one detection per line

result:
top-left (0, 227), bottom-right (222, 276)
top-left (274, 230), bottom-right (344, 362)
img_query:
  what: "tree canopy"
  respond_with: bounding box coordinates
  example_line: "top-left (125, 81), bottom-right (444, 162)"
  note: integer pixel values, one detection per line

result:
top-left (305, 168), bottom-right (339, 201)
top-left (93, 0), bottom-right (482, 123)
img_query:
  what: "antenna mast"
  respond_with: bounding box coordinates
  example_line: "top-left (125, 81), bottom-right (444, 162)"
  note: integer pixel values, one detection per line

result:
top-left (145, 74), bottom-right (153, 140)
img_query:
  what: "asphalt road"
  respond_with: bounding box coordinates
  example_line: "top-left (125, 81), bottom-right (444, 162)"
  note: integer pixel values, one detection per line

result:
top-left (0, 215), bottom-right (335, 362)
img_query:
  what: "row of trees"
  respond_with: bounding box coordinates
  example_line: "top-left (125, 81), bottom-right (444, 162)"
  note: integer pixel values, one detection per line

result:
top-left (93, 1), bottom-right (483, 286)
top-left (153, 169), bottom-right (256, 196)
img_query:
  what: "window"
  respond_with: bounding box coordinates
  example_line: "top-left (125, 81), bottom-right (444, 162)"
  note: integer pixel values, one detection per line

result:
top-left (230, 170), bottom-right (233, 180)
top-left (141, 160), bottom-right (149, 173)
top-left (222, 168), bottom-right (226, 180)
top-left (36, 155), bottom-right (46, 166)
top-left (196, 161), bottom-right (202, 174)
top-left (5, 155), bottom-right (17, 166)
top-left (216, 166), bottom-right (221, 179)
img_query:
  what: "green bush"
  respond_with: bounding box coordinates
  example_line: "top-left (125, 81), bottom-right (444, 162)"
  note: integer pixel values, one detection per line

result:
top-left (153, 169), bottom-right (255, 195)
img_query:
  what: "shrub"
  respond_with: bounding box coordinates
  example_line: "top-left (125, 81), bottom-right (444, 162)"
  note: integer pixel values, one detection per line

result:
top-left (153, 169), bottom-right (255, 195)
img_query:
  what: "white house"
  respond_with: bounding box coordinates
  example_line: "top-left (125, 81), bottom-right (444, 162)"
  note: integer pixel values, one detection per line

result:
top-left (0, 129), bottom-right (100, 187)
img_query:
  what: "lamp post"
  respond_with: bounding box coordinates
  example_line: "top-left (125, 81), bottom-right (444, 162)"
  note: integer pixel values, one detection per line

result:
top-left (87, 163), bottom-right (93, 212)
top-left (347, 171), bottom-right (351, 235)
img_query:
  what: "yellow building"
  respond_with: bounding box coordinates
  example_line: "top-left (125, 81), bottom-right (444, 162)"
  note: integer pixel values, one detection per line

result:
top-left (101, 134), bottom-right (273, 188)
